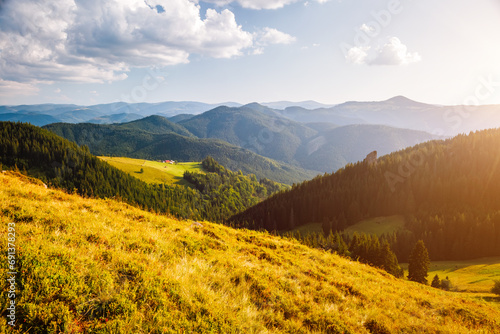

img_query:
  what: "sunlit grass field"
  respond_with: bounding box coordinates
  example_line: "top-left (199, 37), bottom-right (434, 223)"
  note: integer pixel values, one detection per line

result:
top-left (425, 257), bottom-right (500, 293)
top-left (98, 156), bottom-right (204, 186)
top-left (1, 172), bottom-right (500, 333)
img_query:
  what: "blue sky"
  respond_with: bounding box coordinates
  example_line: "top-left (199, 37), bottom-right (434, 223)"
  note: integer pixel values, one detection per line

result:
top-left (1, 0), bottom-right (500, 106)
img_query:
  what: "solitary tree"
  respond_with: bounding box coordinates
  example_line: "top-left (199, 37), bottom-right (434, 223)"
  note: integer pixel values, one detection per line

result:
top-left (408, 240), bottom-right (430, 284)
top-left (431, 274), bottom-right (441, 288)
top-left (492, 280), bottom-right (500, 296)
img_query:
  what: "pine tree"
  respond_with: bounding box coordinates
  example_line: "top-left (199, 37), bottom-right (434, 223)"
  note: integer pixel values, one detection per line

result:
top-left (431, 274), bottom-right (441, 288)
top-left (379, 241), bottom-right (403, 278)
top-left (408, 240), bottom-right (430, 284)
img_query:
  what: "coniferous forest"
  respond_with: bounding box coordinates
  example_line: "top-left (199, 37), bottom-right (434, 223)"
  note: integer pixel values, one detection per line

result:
top-left (230, 128), bottom-right (500, 261)
top-left (0, 122), bottom-right (284, 223)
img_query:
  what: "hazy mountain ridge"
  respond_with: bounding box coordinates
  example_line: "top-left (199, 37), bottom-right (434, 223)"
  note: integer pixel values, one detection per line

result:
top-left (276, 96), bottom-right (500, 136)
top-left (3, 96), bottom-right (500, 137)
top-left (0, 101), bottom-right (243, 125)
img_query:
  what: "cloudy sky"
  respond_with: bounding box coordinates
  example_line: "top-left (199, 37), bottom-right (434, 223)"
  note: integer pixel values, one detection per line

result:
top-left (1, 0), bottom-right (499, 106)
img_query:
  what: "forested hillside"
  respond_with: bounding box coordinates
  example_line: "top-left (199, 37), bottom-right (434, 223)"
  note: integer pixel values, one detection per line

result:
top-left (0, 122), bottom-right (284, 222)
top-left (44, 120), bottom-right (317, 184)
top-left (231, 129), bottom-right (500, 261)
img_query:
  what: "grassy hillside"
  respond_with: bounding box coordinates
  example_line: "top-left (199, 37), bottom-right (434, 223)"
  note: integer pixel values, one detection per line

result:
top-left (1, 171), bottom-right (500, 333)
top-left (98, 156), bottom-right (204, 186)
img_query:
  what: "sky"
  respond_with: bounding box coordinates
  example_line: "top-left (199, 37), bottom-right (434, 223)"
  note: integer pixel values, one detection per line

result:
top-left (0, 0), bottom-right (500, 106)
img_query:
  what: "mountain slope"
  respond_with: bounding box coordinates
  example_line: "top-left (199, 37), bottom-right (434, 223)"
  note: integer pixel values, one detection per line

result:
top-left (231, 128), bottom-right (500, 261)
top-left (1, 171), bottom-right (499, 333)
top-left (179, 104), bottom-right (441, 173)
top-left (116, 115), bottom-right (196, 137)
top-left (0, 121), bottom-right (205, 219)
top-left (179, 105), bottom-right (317, 164)
top-left (43, 121), bottom-right (318, 184)
top-left (296, 124), bottom-right (442, 172)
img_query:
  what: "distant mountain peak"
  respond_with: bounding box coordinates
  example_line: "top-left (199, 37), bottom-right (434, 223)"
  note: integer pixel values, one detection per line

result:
top-left (385, 96), bottom-right (425, 106)
top-left (242, 102), bottom-right (265, 108)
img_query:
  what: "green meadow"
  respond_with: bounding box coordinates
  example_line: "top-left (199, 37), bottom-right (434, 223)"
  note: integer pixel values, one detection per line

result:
top-left (99, 156), bottom-right (204, 186)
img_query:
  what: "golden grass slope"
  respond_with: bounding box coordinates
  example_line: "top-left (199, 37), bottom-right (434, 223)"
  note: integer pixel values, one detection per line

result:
top-left (1, 171), bottom-right (500, 333)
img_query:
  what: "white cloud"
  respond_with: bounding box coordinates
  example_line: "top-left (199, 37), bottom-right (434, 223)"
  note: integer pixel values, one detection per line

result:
top-left (344, 37), bottom-right (421, 66)
top-left (345, 46), bottom-right (370, 65)
top-left (0, 0), bottom-right (256, 85)
top-left (202, 0), bottom-right (300, 10)
top-left (368, 37), bottom-right (421, 65)
top-left (0, 79), bottom-right (40, 97)
top-left (257, 27), bottom-right (296, 45)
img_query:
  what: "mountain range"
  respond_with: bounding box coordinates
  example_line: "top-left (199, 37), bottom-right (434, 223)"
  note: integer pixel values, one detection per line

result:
top-left (40, 101), bottom-right (443, 178)
top-left (4, 96), bottom-right (500, 137)
top-left (5, 96), bottom-right (500, 182)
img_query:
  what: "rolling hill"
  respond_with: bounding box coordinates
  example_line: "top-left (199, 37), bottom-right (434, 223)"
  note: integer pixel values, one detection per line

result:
top-left (179, 105), bottom-right (317, 165)
top-left (1, 170), bottom-right (499, 333)
top-left (178, 103), bottom-right (442, 173)
top-left (230, 128), bottom-right (500, 262)
top-left (44, 119), bottom-right (318, 184)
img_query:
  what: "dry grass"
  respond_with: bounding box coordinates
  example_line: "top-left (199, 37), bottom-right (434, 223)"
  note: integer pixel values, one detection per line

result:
top-left (1, 171), bottom-right (499, 333)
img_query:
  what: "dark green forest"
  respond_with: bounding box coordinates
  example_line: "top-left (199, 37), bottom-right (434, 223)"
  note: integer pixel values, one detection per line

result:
top-left (0, 122), bottom-right (283, 223)
top-left (231, 129), bottom-right (500, 261)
